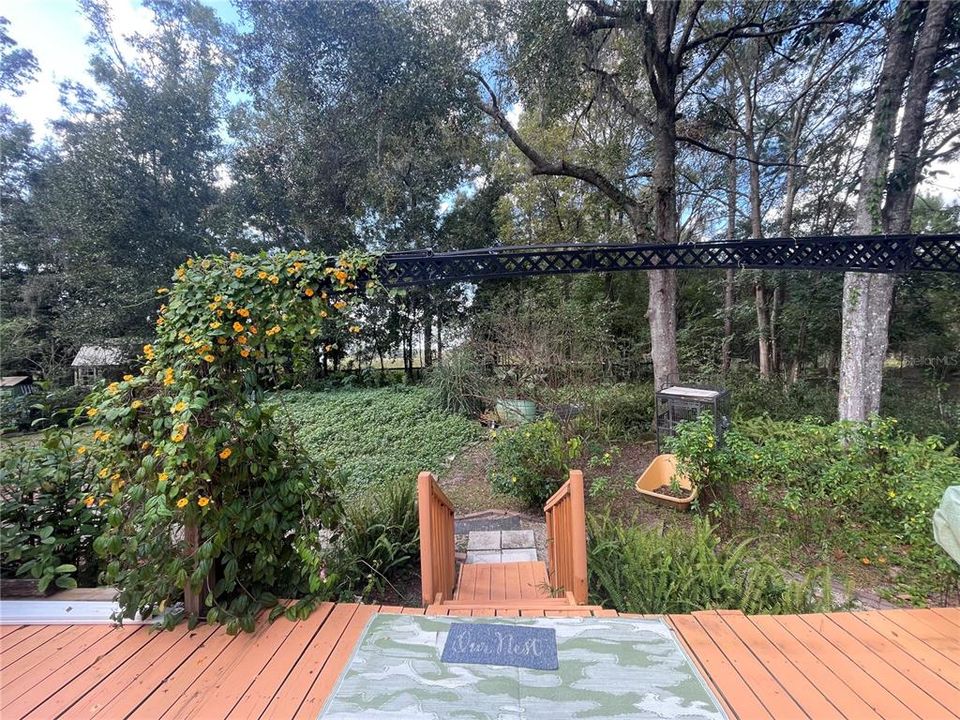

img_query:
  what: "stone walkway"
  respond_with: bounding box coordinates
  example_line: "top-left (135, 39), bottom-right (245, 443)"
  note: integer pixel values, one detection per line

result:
top-left (465, 530), bottom-right (538, 564)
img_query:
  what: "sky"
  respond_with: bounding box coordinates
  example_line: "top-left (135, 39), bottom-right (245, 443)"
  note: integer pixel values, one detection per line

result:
top-left (4, 0), bottom-right (958, 205)
top-left (4, 0), bottom-right (239, 140)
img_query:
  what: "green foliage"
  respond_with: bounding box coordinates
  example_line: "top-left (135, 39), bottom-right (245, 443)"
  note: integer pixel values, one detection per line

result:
top-left (80, 249), bottom-right (379, 631)
top-left (587, 515), bottom-right (837, 615)
top-left (328, 481), bottom-right (420, 600)
top-left (1, 386), bottom-right (88, 434)
top-left (0, 428), bottom-right (103, 592)
top-left (666, 413), bottom-right (752, 512)
top-left (681, 415), bottom-right (960, 601)
top-left (425, 347), bottom-right (488, 416)
top-left (489, 418), bottom-right (582, 507)
top-left (281, 387), bottom-right (480, 502)
top-left (571, 383), bottom-right (654, 442)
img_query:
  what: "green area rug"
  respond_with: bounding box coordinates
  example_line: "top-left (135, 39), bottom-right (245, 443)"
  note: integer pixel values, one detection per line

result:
top-left (320, 614), bottom-right (727, 719)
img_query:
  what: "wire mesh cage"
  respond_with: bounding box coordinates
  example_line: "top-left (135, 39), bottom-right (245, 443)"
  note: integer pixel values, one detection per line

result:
top-left (655, 385), bottom-right (731, 453)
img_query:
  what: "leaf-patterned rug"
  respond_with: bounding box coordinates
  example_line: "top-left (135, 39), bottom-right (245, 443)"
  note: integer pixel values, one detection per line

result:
top-left (320, 614), bottom-right (727, 719)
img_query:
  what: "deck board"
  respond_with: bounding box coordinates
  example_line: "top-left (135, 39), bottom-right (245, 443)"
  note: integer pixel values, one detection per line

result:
top-left (1, 605), bottom-right (957, 719)
top-left (455, 561), bottom-right (551, 603)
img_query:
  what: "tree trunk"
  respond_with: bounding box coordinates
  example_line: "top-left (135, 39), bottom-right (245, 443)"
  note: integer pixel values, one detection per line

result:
top-left (839, 0), bottom-right (943, 421)
top-left (423, 311), bottom-right (433, 368)
top-left (755, 282), bottom-right (771, 379)
top-left (436, 315), bottom-right (443, 363)
top-left (647, 100), bottom-right (680, 391)
top-left (722, 132), bottom-right (737, 375)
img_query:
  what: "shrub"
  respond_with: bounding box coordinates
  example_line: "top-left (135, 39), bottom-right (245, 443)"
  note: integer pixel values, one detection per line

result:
top-left (489, 417), bottom-right (582, 507)
top-left (425, 347), bottom-right (488, 416)
top-left (328, 480), bottom-right (420, 600)
top-left (0, 386), bottom-right (89, 434)
top-left (587, 514), bottom-right (837, 615)
top-left (0, 428), bottom-right (104, 592)
top-left (679, 415), bottom-right (960, 600)
top-left (572, 383), bottom-right (654, 442)
top-left (666, 412), bottom-right (752, 512)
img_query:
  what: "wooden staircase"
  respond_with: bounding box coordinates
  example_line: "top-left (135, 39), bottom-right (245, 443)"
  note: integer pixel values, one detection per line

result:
top-left (418, 470), bottom-right (601, 615)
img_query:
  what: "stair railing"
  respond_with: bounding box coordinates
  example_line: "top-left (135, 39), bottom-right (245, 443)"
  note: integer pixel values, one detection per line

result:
top-left (417, 471), bottom-right (456, 606)
top-left (543, 469), bottom-right (589, 604)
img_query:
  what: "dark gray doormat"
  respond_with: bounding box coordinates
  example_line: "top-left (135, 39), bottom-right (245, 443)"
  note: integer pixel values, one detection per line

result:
top-left (319, 614), bottom-right (728, 719)
top-left (454, 510), bottom-right (523, 535)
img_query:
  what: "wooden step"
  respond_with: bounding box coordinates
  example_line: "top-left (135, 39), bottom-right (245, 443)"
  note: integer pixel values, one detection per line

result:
top-left (454, 561), bottom-right (554, 603)
top-left (427, 604), bottom-right (610, 616)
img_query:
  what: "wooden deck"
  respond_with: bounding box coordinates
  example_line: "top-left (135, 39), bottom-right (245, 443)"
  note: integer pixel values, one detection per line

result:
top-left (1, 605), bottom-right (958, 719)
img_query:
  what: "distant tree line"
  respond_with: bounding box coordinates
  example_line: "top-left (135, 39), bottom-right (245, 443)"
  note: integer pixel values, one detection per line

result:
top-left (1, 0), bottom-right (957, 418)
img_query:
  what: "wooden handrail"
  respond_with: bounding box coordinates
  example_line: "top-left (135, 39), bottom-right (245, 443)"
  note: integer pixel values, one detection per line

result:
top-left (417, 471), bottom-right (456, 607)
top-left (543, 469), bottom-right (589, 604)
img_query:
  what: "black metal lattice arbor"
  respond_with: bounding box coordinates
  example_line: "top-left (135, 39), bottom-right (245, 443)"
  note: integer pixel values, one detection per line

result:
top-left (376, 233), bottom-right (960, 287)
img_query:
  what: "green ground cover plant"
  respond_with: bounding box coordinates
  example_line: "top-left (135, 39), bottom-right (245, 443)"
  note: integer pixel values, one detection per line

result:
top-left (281, 386), bottom-right (480, 502)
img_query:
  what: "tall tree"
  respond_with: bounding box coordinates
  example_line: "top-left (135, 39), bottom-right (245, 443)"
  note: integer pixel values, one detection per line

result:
top-left (469, 0), bottom-right (870, 390)
top-left (839, 0), bottom-right (957, 421)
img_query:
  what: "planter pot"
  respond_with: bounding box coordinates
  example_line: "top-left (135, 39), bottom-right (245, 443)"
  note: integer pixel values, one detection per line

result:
top-left (495, 398), bottom-right (537, 425)
top-left (0, 577), bottom-right (54, 598)
top-left (635, 453), bottom-right (698, 511)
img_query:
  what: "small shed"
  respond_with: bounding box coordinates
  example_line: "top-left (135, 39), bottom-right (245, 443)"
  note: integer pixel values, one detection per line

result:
top-left (71, 344), bottom-right (127, 386)
top-left (0, 375), bottom-right (36, 398)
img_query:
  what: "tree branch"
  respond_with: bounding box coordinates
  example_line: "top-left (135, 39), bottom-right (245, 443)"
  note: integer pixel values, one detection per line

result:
top-left (471, 71), bottom-right (645, 229)
top-left (677, 134), bottom-right (803, 168)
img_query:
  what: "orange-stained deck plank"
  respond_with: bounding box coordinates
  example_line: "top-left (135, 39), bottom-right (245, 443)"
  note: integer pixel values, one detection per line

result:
top-left (446, 608), bottom-right (474, 616)
top-left (852, 611), bottom-right (960, 689)
top-left (764, 614), bottom-right (920, 720)
top-left (293, 604), bottom-right (380, 720)
top-left (716, 613), bottom-right (840, 720)
top-left (898, 608), bottom-right (960, 641)
top-left (125, 620), bottom-right (243, 719)
top-left (225, 603), bottom-right (335, 720)
top-left (19, 626), bottom-right (156, 719)
top-left (503, 562), bottom-right (522, 600)
top-left (0, 625), bottom-right (69, 669)
top-left (4, 626), bottom-right (143, 719)
top-left (400, 606), bottom-right (426, 615)
top-left (799, 613), bottom-right (951, 720)
top-left (691, 611), bottom-right (809, 719)
top-left (818, 613), bottom-right (960, 718)
top-left (668, 614), bottom-right (773, 720)
top-left (489, 564), bottom-right (506, 602)
top-left (76, 624), bottom-right (219, 720)
top-left (161, 610), bottom-right (307, 720)
top-left (0, 625), bottom-right (43, 651)
top-left (2, 625), bottom-right (112, 691)
top-left (260, 603), bottom-right (362, 720)
top-left (930, 607), bottom-right (960, 628)
top-left (518, 561), bottom-right (538, 599)
top-left (750, 614), bottom-right (887, 720)
top-left (0, 624), bottom-right (25, 639)
top-left (473, 564), bottom-right (492, 602)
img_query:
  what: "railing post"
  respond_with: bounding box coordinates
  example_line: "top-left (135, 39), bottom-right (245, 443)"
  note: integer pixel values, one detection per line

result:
top-left (568, 470), bottom-right (589, 604)
top-left (417, 471), bottom-right (435, 607)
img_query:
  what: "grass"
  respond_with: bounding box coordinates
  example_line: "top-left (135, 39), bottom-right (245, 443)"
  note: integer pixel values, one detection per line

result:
top-left (278, 387), bottom-right (481, 502)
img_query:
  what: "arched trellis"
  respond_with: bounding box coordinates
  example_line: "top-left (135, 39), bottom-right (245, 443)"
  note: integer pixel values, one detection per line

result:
top-left (376, 233), bottom-right (960, 287)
